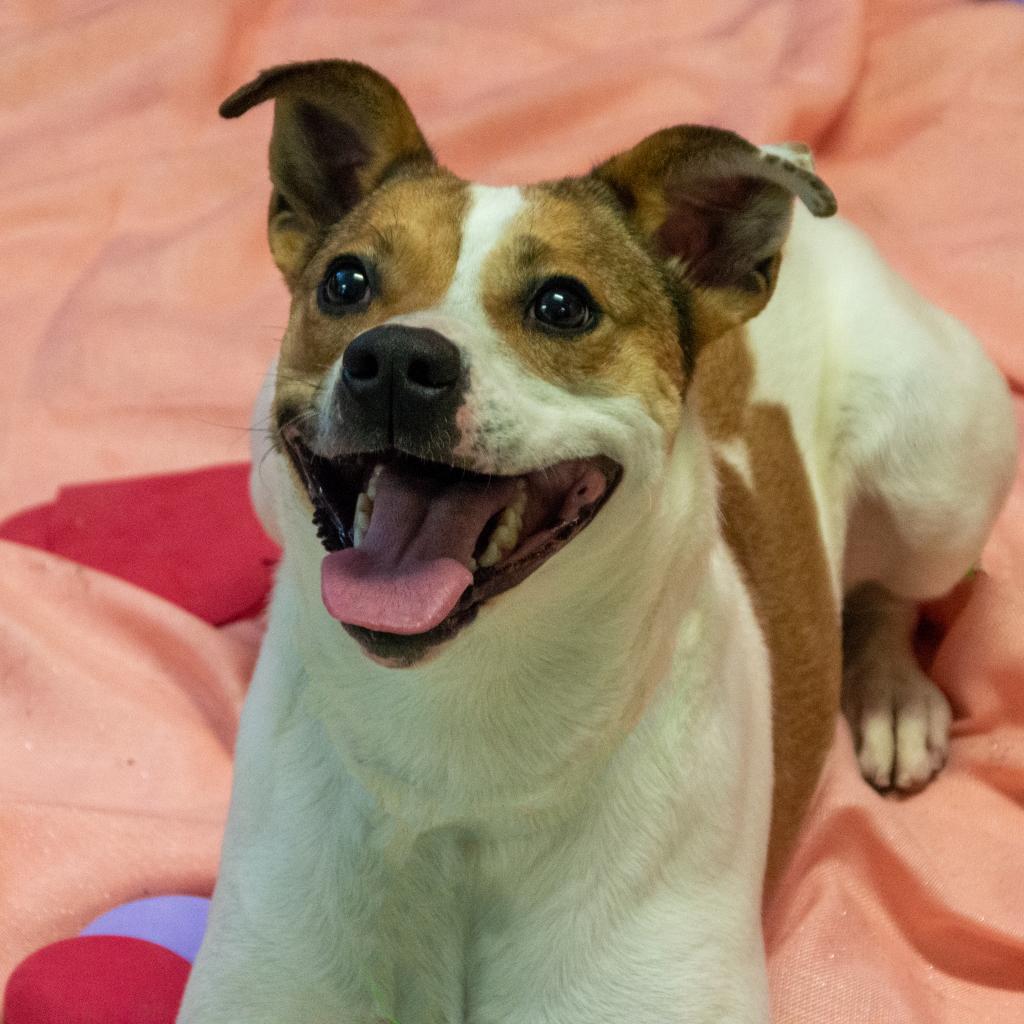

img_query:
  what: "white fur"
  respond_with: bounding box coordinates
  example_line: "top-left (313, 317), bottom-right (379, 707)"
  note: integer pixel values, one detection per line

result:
top-left (182, 189), bottom-right (1016, 1023)
top-left (390, 186), bottom-right (668, 487)
top-left (743, 205), bottom-right (1016, 789)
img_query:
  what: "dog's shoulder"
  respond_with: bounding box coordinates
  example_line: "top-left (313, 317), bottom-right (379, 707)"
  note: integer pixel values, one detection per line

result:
top-left (692, 223), bottom-right (844, 886)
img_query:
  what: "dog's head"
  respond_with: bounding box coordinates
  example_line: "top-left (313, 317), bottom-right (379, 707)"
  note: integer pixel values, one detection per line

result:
top-left (223, 61), bottom-right (835, 667)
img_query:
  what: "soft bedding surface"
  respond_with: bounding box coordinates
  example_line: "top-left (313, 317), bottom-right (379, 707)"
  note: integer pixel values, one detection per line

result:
top-left (2, 1), bottom-right (1023, 1019)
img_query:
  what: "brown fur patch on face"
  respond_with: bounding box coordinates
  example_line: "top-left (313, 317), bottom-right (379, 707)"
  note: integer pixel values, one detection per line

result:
top-left (694, 330), bottom-right (841, 894)
top-left (477, 179), bottom-right (692, 437)
top-left (272, 168), bottom-right (468, 426)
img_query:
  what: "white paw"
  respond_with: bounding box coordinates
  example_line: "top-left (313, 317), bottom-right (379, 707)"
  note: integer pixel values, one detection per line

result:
top-left (844, 662), bottom-right (952, 792)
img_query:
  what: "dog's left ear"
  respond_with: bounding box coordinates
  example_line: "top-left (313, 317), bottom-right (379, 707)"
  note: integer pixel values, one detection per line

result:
top-left (592, 127), bottom-right (836, 338)
top-left (220, 60), bottom-right (433, 285)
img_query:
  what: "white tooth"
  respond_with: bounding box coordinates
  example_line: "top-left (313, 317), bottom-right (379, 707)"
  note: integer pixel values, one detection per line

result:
top-left (498, 505), bottom-right (518, 529)
top-left (476, 488), bottom-right (527, 571)
top-left (366, 464), bottom-right (383, 500)
top-left (511, 485), bottom-right (527, 518)
top-left (353, 492), bottom-right (373, 547)
top-left (503, 501), bottom-right (524, 534)
top-left (467, 557), bottom-right (478, 572)
top-left (491, 524), bottom-right (515, 550)
top-left (478, 541), bottom-right (501, 568)
top-left (481, 515), bottom-right (522, 569)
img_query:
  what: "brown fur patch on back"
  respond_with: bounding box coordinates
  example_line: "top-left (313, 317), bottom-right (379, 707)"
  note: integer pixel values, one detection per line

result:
top-left (477, 180), bottom-right (691, 435)
top-left (694, 329), bottom-right (841, 893)
top-left (273, 169), bottom-right (468, 420)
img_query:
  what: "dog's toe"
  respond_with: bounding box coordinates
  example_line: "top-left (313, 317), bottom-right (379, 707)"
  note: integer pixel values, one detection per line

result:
top-left (846, 663), bottom-right (951, 793)
top-left (857, 706), bottom-right (896, 788)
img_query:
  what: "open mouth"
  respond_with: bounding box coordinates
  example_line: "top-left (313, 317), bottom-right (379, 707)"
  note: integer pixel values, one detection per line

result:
top-left (282, 430), bottom-right (622, 664)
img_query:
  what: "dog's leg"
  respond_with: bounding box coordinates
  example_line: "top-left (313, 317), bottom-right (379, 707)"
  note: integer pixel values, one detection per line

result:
top-left (837, 300), bottom-right (1016, 791)
top-left (842, 583), bottom-right (951, 790)
top-left (839, 423), bottom-right (1012, 793)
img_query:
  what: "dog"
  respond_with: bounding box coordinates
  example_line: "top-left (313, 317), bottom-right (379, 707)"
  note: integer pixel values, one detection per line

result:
top-left (177, 60), bottom-right (1017, 1023)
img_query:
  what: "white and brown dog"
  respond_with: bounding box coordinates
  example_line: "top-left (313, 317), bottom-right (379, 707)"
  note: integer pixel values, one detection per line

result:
top-left (178, 61), bottom-right (1017, 1023)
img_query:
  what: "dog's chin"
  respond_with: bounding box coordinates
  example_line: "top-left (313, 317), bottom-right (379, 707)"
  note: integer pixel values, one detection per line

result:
top-left (282, 432), bottom-right (622, 667)
top-left (341, 621), bottom-right (462, 668)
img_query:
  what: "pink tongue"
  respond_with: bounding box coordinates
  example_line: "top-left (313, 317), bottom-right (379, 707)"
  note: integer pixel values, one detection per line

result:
top-left (321, 466), bottom-right (516, 635)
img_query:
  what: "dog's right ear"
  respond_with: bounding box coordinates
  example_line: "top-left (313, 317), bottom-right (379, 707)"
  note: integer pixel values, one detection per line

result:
top-left (220, 60), bottom-right (433, 284)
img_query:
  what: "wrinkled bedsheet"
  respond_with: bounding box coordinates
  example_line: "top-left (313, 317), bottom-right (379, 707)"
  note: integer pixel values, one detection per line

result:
top-left (2, 1), bottom-right (1023, 1019)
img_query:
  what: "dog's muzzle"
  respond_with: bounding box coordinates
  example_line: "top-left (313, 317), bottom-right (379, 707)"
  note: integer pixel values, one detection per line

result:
top-left (282, 324), bottom-right (623, 666)
top-left (335, 324), bottom-right (467, 460)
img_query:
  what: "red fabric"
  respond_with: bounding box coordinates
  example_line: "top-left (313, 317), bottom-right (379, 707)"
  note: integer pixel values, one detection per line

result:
top-left (0, 465), bottom-right (279, 626)
top-left (3, 936), bottom-right (189, 1024)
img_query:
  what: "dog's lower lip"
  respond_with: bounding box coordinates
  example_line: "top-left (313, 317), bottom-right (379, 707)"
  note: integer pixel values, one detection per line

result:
top-left (281, 433), bottom-right (622, 658)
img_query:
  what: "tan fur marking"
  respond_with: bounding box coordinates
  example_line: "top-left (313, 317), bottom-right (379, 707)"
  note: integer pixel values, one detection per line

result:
top-left (695, 330), bottom-right (841, 893)
top-left (690, 326), bottom-right (752, 440)
top-left (273, 170), bottom-right (468, 422)
top-left (479, 184), bottom-right (688, 434)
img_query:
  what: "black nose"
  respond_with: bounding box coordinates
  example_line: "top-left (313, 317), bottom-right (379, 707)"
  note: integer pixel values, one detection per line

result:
top-left (338, 325), bottom-right (465, 452)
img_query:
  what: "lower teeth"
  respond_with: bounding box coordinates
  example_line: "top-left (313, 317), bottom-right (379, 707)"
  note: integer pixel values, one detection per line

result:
top-left (353, 492), bottom-right (373, 547)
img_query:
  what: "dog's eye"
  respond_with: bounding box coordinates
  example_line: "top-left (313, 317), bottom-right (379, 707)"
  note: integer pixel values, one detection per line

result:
top-left (529, 278), bottom-right (597, 334)
top-left (319, 257), bottom-right (371, 313)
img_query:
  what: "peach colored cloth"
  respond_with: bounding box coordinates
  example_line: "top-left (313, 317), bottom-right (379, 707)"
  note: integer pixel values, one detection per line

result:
top-left (2, 0), bottom-right (1023, 1019)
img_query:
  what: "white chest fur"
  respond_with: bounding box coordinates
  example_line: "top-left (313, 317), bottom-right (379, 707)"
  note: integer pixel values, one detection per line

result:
top-left (185, 474), bottom-right (774, 1022)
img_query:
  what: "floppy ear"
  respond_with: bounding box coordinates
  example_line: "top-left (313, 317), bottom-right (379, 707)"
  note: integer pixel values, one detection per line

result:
top-left (220, 60), bottom-right (433, 284)
top-left (592, 127), bottom-right (836, 338)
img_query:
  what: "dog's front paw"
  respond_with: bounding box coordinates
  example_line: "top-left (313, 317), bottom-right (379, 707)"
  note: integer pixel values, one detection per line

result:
top-left (843, 657), bottom-right (952, 792)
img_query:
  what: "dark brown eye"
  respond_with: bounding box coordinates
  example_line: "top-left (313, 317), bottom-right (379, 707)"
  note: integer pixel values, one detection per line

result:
top-left (529, 277), bottom-right (597, 334)
top-left (319, 257), bottom-right (371, 312)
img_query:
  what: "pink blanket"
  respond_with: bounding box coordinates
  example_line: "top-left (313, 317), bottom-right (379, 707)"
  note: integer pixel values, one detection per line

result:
top-left (2, 0), bottom-right (1023, 1018)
